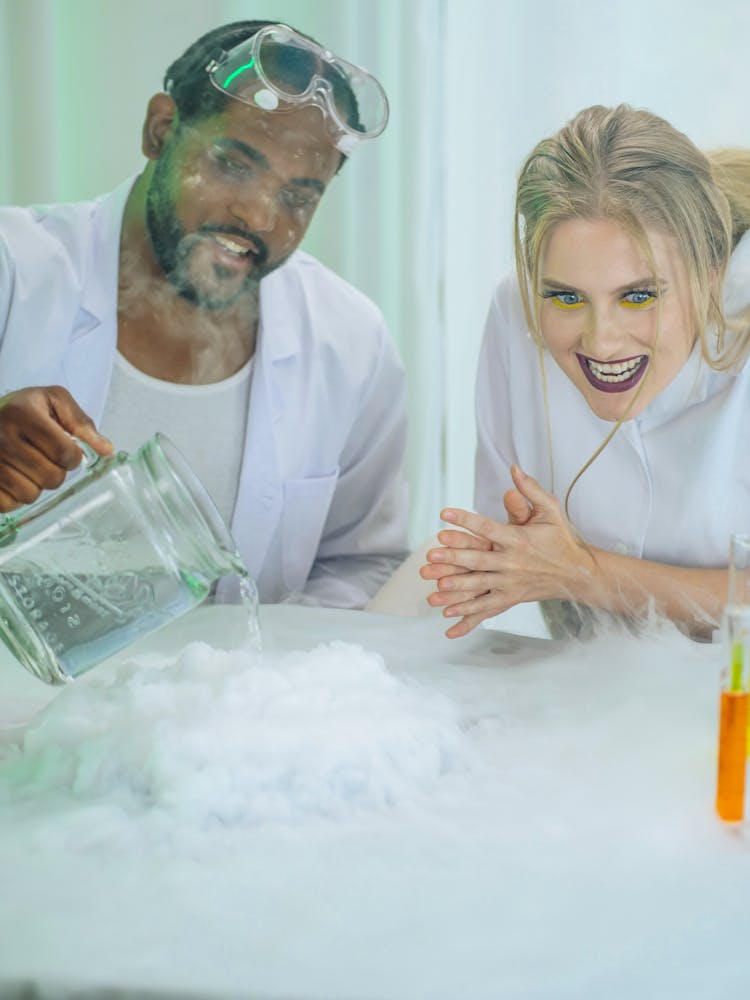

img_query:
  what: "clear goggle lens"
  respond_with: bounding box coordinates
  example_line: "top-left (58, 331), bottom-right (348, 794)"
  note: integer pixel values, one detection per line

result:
top-left (206, 24), bottom-right (389, 154)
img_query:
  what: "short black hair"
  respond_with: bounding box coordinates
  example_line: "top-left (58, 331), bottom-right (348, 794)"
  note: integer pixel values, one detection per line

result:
top-left (165, 21), bottom-right (273, 121)
top-left (164, 20), bottom-right (361, 132)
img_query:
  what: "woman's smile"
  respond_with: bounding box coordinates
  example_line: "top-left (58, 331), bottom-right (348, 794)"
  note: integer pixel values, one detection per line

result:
top-left (576, 352), bottom-right (649, 392)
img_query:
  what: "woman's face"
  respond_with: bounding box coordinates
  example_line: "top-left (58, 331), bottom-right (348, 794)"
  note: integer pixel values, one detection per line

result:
top-left (538, 217), bottom-right (696, 422)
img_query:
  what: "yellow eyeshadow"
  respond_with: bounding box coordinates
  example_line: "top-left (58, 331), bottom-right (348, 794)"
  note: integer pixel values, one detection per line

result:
top-left (551, 297), bottom-right (584, 310)
top-left (620, 297), bottom-right (655, 309)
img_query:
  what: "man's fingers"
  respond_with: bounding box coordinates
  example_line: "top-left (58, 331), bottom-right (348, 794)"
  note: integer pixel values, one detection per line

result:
top-left (0, 461), bottom-right (61, 512)
top-left (0, 386), bottom-right (112, 472)
top-left (46, 386), bottom-right (114, 460)
top-left (0, 387), bottom-right (114, 512)
top-left (6, 453), bottom-right (67, 492)
top-left (0, 486), bottom-right (19, 513)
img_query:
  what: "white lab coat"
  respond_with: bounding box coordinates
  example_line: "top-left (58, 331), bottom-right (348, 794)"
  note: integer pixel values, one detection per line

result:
top-left (475, 233), bottom-right (750, 569)
top-left (0, 180), bottom-right (409, 607)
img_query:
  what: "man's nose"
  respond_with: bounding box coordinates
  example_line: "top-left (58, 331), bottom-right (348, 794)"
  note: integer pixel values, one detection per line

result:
top-left (229, 189), bottom-right (277, 233)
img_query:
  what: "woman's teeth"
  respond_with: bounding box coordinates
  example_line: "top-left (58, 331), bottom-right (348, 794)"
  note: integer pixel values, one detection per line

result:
top-left (586, 356), bottom-right (645, 383)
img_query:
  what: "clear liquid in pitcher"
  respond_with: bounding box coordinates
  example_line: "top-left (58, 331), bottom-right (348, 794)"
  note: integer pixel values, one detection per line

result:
top-left (0, 433), bottom-right (262, 684)
top-left (0, 565), bottom-right (210, 681)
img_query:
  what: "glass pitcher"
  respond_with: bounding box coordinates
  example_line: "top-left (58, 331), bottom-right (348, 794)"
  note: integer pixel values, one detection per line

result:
top-left (0, 433), bottom-right (258, 684)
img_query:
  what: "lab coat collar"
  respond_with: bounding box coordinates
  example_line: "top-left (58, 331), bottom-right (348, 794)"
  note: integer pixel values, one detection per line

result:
top-left (229, 255), bottom-right (307, 577)
top-left (258, 254), bottom-right (305, 363)
top-left (229, 320), bottom-right (283, 578)
top-left (79, 177), bottom-right (133, 330)
top-left (58, 180), bottom-right (132, 418)
top-left (635, 339), bottom-right (708, 430)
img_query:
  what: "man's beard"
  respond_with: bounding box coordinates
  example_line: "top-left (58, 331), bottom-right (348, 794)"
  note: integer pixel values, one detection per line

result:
top-left (145, 151), bottom-right (275, 311)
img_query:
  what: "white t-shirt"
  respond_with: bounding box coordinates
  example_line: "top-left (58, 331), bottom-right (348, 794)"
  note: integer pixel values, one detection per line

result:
top-left (100, 351), bottom-right (252, 525)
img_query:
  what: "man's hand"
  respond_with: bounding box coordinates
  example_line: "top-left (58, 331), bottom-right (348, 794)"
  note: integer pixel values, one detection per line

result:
top-left (0, 386), bottom-right (114, 512)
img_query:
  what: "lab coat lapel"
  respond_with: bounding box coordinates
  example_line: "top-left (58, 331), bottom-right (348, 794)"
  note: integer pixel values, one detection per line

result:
top-left (61, 181), bottom-right (126, 422)
top-left (230, 270), bottom-right (298, 581)
top-left (60, 309), bottom-right (117, 422)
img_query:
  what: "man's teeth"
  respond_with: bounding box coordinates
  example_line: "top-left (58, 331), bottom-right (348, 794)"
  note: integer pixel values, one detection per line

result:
top-left (586, 357), bottom-right (644, 383)
top-left (213, 234), bottom-right (251, 256)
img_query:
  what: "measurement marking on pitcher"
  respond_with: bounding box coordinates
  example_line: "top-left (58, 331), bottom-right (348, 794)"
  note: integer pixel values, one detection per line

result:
top-left (48, 572), bottom-right (129, 621)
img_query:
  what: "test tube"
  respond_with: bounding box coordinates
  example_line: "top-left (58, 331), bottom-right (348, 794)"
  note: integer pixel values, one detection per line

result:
top-left (716, 534), bottom-right (750, 822)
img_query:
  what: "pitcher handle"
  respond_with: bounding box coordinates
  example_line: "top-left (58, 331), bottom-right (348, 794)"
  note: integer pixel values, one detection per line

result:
top-left (0, 436), bottom-right (109, 545)
top-left (71, 436), bottom-right (101, 470)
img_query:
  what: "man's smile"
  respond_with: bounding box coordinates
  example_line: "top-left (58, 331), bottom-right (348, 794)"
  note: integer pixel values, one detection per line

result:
top-left (200, 227), bottom-right (268, 270)
top-left (212, 234), bottom-right (255, 257)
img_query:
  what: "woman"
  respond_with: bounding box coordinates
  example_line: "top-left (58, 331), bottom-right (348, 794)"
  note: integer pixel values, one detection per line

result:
top-left (422, 104), bottom-right (750, 639)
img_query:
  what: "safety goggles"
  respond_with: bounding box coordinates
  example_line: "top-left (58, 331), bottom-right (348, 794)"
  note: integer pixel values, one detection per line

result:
top-left (205, 24), bottom-right (389, 155)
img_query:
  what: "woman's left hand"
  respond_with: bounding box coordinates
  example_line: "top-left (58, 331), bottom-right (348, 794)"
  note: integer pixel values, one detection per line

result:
top-left (419, 464), bottom-right (598, 637)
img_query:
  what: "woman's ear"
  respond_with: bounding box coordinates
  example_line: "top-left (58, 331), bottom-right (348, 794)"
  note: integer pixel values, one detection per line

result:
top-left (141, 92), bottom-right (177, 160)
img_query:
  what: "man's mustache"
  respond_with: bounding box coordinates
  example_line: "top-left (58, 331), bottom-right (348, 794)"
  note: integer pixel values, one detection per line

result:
top-left (197, 225), bottom-right (269, 267)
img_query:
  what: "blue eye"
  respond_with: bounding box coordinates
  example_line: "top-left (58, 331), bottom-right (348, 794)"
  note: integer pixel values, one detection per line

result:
top-left (541, 289), bottom-right (584, 310)
top-left (621, 289), bottom-right (657, 308)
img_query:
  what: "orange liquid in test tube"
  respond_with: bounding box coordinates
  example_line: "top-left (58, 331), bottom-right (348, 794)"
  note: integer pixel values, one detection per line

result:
top-left (716, 689), bottom-right (749, 822)
top-left (717, 535), bottom-right (750, 822)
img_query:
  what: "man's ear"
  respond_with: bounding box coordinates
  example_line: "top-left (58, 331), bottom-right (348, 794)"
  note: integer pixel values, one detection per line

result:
top-left (142, 93), bottom-right (178, 160)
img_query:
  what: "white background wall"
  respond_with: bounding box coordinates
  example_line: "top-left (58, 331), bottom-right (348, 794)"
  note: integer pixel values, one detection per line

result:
top-left (1, 0), bottom-right (748, 543)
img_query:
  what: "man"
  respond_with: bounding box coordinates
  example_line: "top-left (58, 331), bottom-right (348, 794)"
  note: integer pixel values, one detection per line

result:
top-left (0, 20), bottom-right (408, 607)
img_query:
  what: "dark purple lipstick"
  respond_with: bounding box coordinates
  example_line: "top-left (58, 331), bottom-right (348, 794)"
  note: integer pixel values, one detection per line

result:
top-left (576, 353), bottom-right (648, 394)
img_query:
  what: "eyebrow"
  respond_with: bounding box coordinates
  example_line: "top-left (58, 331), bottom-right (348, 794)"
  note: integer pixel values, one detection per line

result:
top-left (214, 138), bottom-right (326, 195)
top-left (541, 276), bottom-right (667, 294)
top-left (216, 138), bottom-right (270, 170)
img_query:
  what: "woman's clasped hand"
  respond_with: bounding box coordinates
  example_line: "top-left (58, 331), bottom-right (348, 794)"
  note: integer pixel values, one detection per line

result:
top-left (421, 465), bottom-right (599, 637)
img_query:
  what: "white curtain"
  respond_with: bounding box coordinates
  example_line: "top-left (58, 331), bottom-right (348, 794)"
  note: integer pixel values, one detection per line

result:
top-left (2, 0), bottom-right (750, 544)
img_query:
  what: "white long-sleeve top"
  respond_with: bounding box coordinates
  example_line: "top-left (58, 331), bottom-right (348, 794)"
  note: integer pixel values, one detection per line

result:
top-left (0, 179), bottom-right (409, 607)
top-left (475, 233), bottom-right (750, 569)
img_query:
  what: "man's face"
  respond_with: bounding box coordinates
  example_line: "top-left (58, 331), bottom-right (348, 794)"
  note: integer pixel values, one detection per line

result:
top-left (145, 100), bottom-right (341, 310)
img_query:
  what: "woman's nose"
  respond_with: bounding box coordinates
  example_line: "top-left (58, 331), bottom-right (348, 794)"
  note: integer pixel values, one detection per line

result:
top-left (580, 306), bottom-right (622, 358)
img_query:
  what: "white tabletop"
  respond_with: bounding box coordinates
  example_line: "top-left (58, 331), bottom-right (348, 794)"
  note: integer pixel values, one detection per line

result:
top-left (0, 603), bottom-right (747, 1000)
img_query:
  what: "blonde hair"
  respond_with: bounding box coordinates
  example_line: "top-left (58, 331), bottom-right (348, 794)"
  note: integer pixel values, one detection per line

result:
top-left (705, 147), bottom-right (750, 249)
top-left (513, 104), bottom-right (750, 510)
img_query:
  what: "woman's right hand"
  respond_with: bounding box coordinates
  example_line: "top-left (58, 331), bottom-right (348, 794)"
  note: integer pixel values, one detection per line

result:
top-left (0, 386), bottom-right (113, 512)
top-left (420, 465), bottom-right (599, 637)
